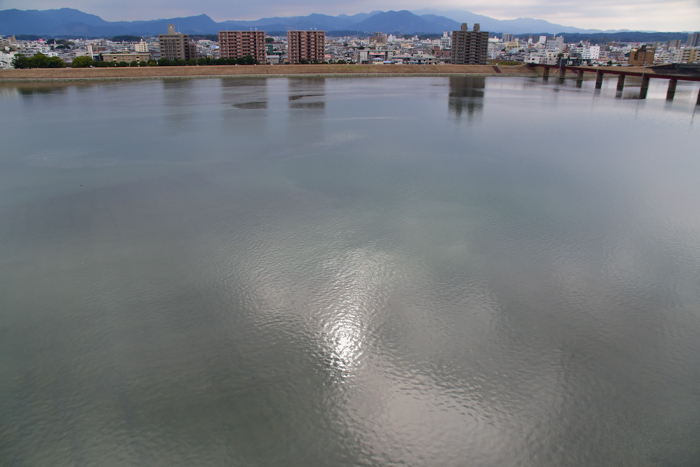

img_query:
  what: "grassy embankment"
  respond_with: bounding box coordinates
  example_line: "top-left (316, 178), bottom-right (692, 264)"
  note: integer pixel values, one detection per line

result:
top-left (0, 64), bottom-right (540, 81)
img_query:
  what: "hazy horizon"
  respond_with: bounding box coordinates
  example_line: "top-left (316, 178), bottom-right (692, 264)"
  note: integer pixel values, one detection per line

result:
top-left (0, 0), bottom-right (697, 32)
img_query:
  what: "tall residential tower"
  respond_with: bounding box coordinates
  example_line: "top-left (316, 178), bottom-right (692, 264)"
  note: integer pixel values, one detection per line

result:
top-left (218, 31), bottom-right (266, 63)
top-left (287, 31), bottom-right (325, 64)
top-left (158, 24), bottom-right (197, 61)
top-left (450, 23), bottom-right (488, 65)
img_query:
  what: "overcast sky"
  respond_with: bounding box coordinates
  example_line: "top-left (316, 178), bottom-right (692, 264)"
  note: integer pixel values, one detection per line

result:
top-left (1, 0), bottom-right (698, 31)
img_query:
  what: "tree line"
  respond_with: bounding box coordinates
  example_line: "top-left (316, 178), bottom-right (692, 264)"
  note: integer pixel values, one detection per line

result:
top-left (11, 54), bottom-right (65, 68)
top-left (12, 54), bottom-right (261, 69)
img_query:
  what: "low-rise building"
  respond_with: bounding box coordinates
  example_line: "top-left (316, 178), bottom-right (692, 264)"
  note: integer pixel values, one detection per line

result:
top-left (102, 52), bottom-right (151, 63)
top-left (673, 47), bottom-right (699, 64)
top-left (629, 45), bottom-right (655, 65)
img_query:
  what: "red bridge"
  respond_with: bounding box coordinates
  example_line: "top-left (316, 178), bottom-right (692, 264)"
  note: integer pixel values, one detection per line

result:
top-left (531, 64), bottom-right (700, 104)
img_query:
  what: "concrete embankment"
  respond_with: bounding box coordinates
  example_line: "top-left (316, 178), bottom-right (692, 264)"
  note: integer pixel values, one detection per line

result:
top-left (0, 64), bottom-right (539, 82)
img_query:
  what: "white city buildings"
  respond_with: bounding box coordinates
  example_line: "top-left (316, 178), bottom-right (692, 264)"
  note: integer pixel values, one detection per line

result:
top-left (0, 51), bottom-right (17, 69)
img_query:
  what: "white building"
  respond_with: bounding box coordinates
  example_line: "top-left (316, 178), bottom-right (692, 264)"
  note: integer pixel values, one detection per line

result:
top-left (0, 51), bottom-right (17, 69)
top-left (525, 53), bottom-right (543, 64)
top-left (135, 40), bottom-right (149, 52)
top-left (545, 36), bottom-right (564, 52)
top-left (586, 45), bottom-right (600, 60)
top-left (440, 31), bottom-right (451, 50)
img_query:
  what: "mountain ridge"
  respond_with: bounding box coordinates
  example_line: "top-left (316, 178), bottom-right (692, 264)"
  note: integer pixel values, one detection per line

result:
top-left (0, 7), bottom-right (642, 37)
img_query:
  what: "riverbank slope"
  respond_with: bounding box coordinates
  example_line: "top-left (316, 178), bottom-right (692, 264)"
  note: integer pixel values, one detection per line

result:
top-left (0, 64), bottom-right (540, 81)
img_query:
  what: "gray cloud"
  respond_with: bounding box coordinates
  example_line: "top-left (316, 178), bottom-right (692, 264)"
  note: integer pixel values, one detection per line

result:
top-left (1, 0), bottom-right (698, 30)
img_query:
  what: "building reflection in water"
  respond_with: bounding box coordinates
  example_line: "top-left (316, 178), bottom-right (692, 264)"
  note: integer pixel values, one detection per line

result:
top-left (448, 76), bottom-right (485, 125)
top-left (288, 77), bottom-right (325, 111)
top-left (222, 78), bottom-right (268, 109)
top-left (13, 84), bottom-right (70, 98)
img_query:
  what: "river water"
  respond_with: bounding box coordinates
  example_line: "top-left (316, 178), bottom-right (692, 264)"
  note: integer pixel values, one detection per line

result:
top-left (1, 76), bottom-right (700, 466)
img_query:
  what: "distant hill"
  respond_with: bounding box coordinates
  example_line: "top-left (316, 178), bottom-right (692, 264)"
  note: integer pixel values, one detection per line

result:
top-left (0, 9), bottom-right (220, 36)
top-left (411, 8), bottom-right (606, 34)
top-left (543, 31), bottom-right (690, 44)
top-left (350, 10), bottom-right (460, 34)
top-left (0, 8), bottom-right (679, 37)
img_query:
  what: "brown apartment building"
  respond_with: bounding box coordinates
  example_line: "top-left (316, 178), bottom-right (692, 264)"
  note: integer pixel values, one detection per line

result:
top-left (287, 30), bottom-right (325, 64)
top-left (218, 31), bottom-right (266, 63)
top-left (628, 45), bottom-right (655, 66)
top-left (158, 24), bottom-right (197, 61)
top-left (451, 23), bottom-right (489, 65)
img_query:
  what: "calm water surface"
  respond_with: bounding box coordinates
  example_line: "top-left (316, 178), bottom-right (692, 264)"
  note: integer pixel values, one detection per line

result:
top-left (1, 76), bottom-right (700, 466)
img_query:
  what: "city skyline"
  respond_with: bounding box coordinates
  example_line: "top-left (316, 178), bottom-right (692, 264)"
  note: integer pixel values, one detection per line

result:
top-left (0, 0), bottom-right (697, 32)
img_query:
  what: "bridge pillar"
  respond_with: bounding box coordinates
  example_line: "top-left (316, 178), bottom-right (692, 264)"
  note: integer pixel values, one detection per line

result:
top-left (616, 74), bottom-right (625, 92)
top-left (697, 88), bottom-right (700, 106)
top-left (595, 70), bottom-right (604, 89)
top-left (559, 67), bottom-right (566, 82)
top-left (576, 70), bottom-right (584, 84)
top-left (666, 79), bottom-right (677, 100)
top-left (639, 76), bottom-right (650, 99)
top-left (543, 67), bottom-right (549, 80)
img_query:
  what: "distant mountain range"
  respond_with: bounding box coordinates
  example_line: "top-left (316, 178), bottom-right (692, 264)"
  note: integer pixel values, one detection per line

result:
top-left (0, 8), bottom-right (656, 38)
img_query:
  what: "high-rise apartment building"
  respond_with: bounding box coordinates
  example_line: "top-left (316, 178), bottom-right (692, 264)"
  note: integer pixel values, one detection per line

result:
top-left (502, 33), bottom-right (514, 43)
top-left (287, 30), bottom-right (325, 64)
top-left (450, 23), bottom-right (488, 65)
top-left (218, 31), bottom-right (266, 63)
top-left (158, 25), bottom-right (197, 61)
top-left (687, 32), bottom-right (700, 47)
top-left (667, 39), bottom-right (682, 49)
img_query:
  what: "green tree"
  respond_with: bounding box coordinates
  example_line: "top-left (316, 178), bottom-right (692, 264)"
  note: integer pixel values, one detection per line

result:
top-left (129, 61), bottom-right (139, 67)
top-left (187, 58), bottom-right (197, 66)
top-left (117, 61), bottom-right (129, 67)
top-left (139, 61), bottom-right (147, 67)
top-left (198, 57), bottom-right (207, 66)
top-left (147, 60), bottom-right (157, 66)
top-left (30, 53), bottom-right (49, 68)
top-left (46, 57), bottom-right (65, 68)
top-left (157, 58), bottom-right (170, 66)
top-left (176, 59), bottom-right (187, 66)
top-left (245, 55), bottom-right (255, 65)
top-left (71, 56), bottom-right (94, 68)
top-left (11, 54), bottom-right (29, 69)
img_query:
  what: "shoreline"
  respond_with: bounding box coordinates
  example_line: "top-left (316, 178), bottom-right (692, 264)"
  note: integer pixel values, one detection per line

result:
top-left (0, 64), bottom-right (541, 82)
